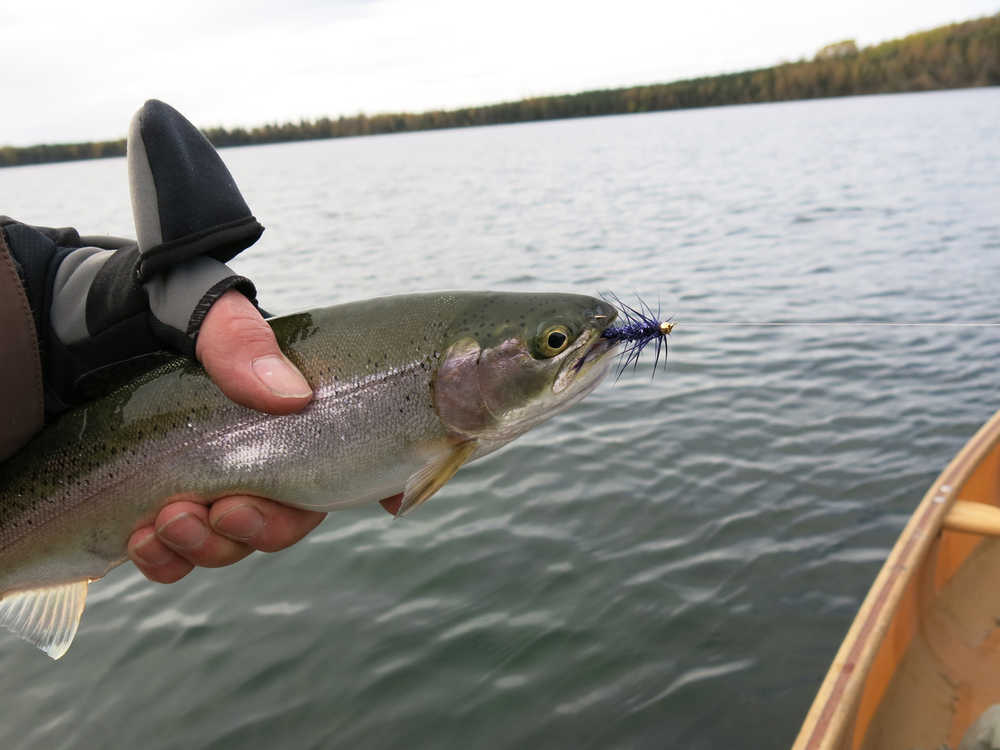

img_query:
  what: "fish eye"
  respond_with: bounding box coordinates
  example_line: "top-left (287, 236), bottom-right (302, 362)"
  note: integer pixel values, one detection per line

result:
top-left (538, 325), bottom-right (571, 357)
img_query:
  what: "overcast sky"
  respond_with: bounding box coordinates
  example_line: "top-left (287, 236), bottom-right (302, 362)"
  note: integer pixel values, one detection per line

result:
top-left (2, 0), bottom-right (997, 146)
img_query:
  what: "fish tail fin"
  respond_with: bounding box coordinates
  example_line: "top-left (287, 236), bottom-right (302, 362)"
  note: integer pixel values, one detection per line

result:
top-left (0, 580), bottom-right (88, 659)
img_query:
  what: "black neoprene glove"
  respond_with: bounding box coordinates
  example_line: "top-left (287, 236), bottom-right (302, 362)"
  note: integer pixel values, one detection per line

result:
top-left (0, 100), bottom-right (264, 423)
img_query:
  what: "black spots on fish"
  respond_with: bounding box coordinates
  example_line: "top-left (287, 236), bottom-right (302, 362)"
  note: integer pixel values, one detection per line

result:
top-left (314, 362), bottom-right (336, 382)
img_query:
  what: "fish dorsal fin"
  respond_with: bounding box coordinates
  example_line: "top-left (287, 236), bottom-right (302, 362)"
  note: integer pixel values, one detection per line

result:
top-left (0, 580), bottom-right (88, 659)
top-left (397, 440), bottom-right (478, 517)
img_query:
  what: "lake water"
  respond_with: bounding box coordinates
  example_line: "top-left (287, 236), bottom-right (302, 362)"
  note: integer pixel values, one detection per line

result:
top-left (1, 87), bottom-right (999, 749)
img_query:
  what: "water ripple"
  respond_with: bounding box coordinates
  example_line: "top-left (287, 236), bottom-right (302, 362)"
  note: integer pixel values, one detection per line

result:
top-left (1, 88), bottom-right (999, 750)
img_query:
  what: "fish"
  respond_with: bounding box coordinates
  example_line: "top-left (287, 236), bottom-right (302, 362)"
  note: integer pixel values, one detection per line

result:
top-left (0, 291), bottom-right (630, 659)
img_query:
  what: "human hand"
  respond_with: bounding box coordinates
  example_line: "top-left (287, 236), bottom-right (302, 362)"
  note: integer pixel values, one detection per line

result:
top-left (127, 290), bottom-right (326, 583)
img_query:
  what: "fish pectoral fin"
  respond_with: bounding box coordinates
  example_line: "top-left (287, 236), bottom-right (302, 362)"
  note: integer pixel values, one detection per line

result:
top-left (0, 580), bottom-right (89, 660)
top-left (397, 440), bottom-right (478, 517)
top-left (379, 493), bottom-right (404, 516)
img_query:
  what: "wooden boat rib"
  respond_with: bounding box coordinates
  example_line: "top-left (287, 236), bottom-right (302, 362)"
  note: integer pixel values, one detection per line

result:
top-left (793, 409), bottom-right (1000, 750)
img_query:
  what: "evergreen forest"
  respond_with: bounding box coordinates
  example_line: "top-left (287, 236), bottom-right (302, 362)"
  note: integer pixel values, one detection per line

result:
top-left (3, 13), bottom-right (998, 168)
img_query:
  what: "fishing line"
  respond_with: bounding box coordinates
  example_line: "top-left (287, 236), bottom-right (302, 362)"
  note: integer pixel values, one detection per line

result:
top-left (600, 291), bottom-right (1000, 379)
top-left (677, 321), bottom-right (1000, 327)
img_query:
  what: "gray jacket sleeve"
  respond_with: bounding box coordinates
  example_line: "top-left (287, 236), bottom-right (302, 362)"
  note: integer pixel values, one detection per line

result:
top-left (0, 98), bottom-right (268, 452)
top-left (0, 216), bottom-right (256, 422)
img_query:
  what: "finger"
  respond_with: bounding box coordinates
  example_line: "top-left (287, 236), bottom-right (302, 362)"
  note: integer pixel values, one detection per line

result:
top-left (128, 527), bottom-right (196, 584)
top-left (195, 289), bottom-right (313, 415)
top-left (153, 500), bottom-right (254, 568)
top-left (209, 495), bottom-right (326, 553)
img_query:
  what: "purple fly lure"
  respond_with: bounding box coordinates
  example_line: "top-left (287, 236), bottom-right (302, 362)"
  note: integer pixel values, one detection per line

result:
top-left (600, 293), bottom-right (674, 379)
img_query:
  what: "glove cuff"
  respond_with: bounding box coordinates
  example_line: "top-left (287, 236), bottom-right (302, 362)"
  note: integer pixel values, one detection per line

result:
top-left (143, 257), bottom-right (256, 355)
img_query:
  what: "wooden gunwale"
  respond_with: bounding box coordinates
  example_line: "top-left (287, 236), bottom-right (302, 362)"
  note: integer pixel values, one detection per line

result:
top-left (792, 409), bottom-right (1000, 750)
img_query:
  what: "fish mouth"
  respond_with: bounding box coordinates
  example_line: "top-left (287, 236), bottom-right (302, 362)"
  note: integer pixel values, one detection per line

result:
top-left (575, 334), bottom-right (617, 371)
top-left (553, 329), bottom-right (618, 394)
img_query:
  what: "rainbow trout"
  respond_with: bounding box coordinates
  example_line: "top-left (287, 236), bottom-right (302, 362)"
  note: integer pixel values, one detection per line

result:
top-left (0, 291), bottom-right (624, 659)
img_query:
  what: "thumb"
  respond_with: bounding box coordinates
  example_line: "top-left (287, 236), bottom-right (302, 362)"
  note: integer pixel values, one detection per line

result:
top-left (195, 289), bottom-right (313, 415)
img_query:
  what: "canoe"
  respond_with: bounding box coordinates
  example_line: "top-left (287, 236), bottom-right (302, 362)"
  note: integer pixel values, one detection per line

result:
top-left (793, 409), bottom-right (1000, 750)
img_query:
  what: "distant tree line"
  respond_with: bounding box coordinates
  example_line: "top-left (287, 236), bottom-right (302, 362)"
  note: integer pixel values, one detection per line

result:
top-left (3, 13), bottom-right (998, 168)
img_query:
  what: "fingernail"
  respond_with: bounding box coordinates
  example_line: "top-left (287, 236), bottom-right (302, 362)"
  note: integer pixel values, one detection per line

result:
top-left (213, 504), bottom-right (265, 542)
top-left (132, 535), bottom-right (173, 566)
top-left (251, 355), bottom-right (313, 398)
top-left (158, 512), bottom-right (209, 551)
